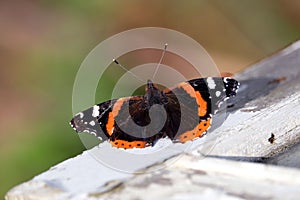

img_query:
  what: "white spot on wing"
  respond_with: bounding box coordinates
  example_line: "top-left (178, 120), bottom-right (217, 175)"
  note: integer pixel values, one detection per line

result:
top-left (207, 77), bottom-right (216, 89)
top-left (92, 105), bottom-right (100, 117)
top-left (215, 91), bottom-right (221, 97)
top-left (89, 121), bottom-right (96, 126)
top-left (223, 77), bottom-right (229, 83)
top-left (77, 112), bottom-right (84, 118)
top-left (217, 101), bottom-right (224, 108)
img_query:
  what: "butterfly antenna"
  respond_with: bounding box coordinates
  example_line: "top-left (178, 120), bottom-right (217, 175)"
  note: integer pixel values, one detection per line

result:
top-left (112, 59), bottom-right (145, 82)
top-left (152, 43), bottom-right (168, 80)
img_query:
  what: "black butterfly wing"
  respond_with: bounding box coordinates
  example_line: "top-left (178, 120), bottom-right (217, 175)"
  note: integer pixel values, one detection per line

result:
top-left (162, 77), bottom-right (239, 143)
top-left (70, 99), bottom-right (116, 141)
top-left (108, 96), bottom-right (168, 148)
top-left (188, 77), bottom-right (239, 114)
top-left (70, 96), bottom-right (166, 149)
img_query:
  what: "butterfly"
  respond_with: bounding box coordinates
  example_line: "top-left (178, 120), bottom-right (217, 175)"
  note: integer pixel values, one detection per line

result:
top-left (70, 77), bottom-right (239, 149)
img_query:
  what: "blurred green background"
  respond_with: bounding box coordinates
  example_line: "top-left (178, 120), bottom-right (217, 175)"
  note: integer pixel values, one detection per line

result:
top-left (1, 0), bottom-right (300, 197)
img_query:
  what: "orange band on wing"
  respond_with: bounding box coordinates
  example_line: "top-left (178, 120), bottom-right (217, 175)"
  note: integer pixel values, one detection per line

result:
top-left (178, 118), bottom-right (211, 143)
top-left (106, 98), bottom-right (126, 136)
top-left (195, 91), bottom-right (207, 117)
top-left (179, 83), bottom-right (207, 117)
top-left (110, 139), bottom-right (147, 149)
top-left (106, 112), bottom-right (114, 136)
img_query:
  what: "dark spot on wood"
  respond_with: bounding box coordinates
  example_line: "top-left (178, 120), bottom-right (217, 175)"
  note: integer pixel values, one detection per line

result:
top-left (268, 133), bottom-right (275, 144)
top-left (268, 76), bottom-right (286, 84)
top-left (192, 169), bottom-right (207, 175)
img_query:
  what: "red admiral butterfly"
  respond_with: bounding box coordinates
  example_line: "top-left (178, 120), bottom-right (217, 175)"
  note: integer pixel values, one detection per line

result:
top-left (70, 77), bottom-right (239, 149)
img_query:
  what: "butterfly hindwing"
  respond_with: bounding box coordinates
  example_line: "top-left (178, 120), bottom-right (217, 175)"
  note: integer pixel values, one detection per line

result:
top-left (105, 96), bottom-right (168, 148)
top-left (163, 78), bottom-right (212, 142)
top-left (162, 77), bottom-right (239, 142)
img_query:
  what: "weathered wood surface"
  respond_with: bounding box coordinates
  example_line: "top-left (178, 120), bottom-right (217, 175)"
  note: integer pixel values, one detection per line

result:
top-left (5, 40), bottom-right (300, 200)
top-left (206, 40), bottom-right (300, 162)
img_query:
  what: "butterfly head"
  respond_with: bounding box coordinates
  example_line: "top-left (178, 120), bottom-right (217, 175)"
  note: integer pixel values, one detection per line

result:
top-left (144, 80), bottom-right (168, 107)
